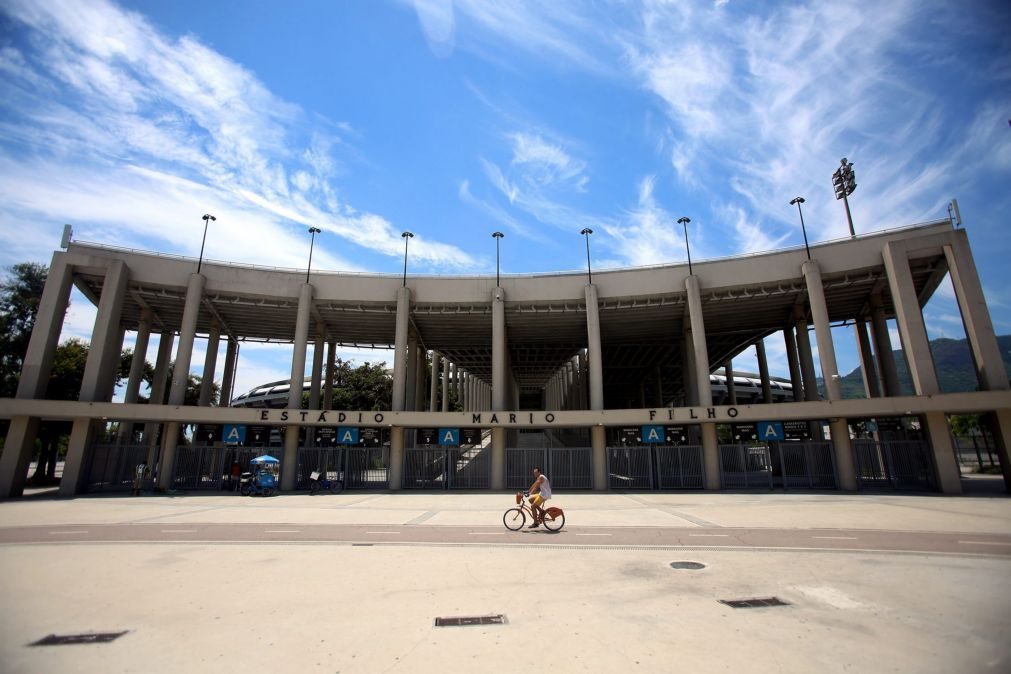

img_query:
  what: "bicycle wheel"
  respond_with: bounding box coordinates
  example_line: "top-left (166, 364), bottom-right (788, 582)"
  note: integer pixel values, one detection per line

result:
top-left (502, 507), bottom-right (526, 531)
top-left (309, 481), bottom-right (320, 495)
top-left (329, 480), bottom-right (344, 494)
top-left (542, 507), bottom-right (565, 531)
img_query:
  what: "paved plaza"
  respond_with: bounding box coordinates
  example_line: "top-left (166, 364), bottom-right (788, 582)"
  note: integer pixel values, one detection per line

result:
top-left (1, 488), bottom-right (1010, 673)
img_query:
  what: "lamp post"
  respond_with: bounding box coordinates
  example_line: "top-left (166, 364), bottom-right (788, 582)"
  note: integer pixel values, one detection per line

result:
top-left (306, 226), bottom-right (321, 283)
top-left (831, 157), bottom-right (857, 237)
top-left (401, 231), bottom-right (414, 287)
top-left (492, 231), bottom-right (504, 286)
top-left (789, 197), bottom-right (811, 260)
top-left (197, 213), bottom-right (216, 273)
top-left (580, 228), bottom-right (593, 284)
top-left (677, 217), bottom-right (692, 275)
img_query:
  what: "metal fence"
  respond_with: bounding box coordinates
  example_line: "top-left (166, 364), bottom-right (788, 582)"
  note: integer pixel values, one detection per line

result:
top-left (607, 446), bottom-right (652, 489)
top-left (606, 445), bottom-right (705, 490)
top-left (655, 445), bottom-right (704, 489)
top-left (719, 444), bottom-right (774, 489)
top-left (296, 447), bottom-right (345, 490)
top-left (777, 442), bottom-right (836, 489)
top-left (852, 440), bottom-right (935, 491)
top-left (85, 444), bottom-right (150, 492)
top-left (505, 447), bottom-right (592, 490)
top-left (171, 446), bottom-right (265, 490)
top-left (344, 446), bottom-right (389, 489)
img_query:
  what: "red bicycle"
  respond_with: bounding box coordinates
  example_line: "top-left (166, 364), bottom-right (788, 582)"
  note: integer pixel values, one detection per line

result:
top-left (503, 492), bottom-right (565, 531)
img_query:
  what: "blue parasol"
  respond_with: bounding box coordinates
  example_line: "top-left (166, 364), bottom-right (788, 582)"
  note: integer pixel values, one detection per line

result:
top-left (250, 454), bottom-right (280, 464)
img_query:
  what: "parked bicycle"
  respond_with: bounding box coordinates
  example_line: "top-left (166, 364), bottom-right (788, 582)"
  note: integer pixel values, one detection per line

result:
top-left (309, 471), bottom-right (344, 494)
top-left (503, 491), bottom-right (565, 531)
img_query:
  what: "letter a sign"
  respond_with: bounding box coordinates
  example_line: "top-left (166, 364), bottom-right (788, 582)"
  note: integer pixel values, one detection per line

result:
top-left (438, 428), bottom-right (460, 446)
top-left (222, 424), bottom-right (246, 445)
top-left (641, 424), bottom-right (664, 444)
top-left (757, 421), bottom-right (784, 441)
top-left (337, 427), bottom-right (359, 445)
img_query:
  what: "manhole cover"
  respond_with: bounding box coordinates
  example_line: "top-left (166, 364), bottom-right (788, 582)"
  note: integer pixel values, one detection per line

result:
top-left (30, 631), bottom-right (128, 646)
top-left (670, 561), bottom-right (706, 570)
top-left (434, 615), bottom-right (507, 627)
top-left (719, 597), bottom-right (790, 609)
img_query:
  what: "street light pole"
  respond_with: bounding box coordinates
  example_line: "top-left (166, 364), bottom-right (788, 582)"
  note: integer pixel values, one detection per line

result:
top-left (831, 157), bottom-right (857, 237)
top-left (789, 197), bottom-right (811, 260)
top-left (677, 217), bottom-right (692, 275)
top-left (197, 213), bottom-right (216, 274)
top-left (401, 231), bottom-right (414, 287)
top-left (492, 231), bottom-right (504, 287)
top-left (306, 226), bottom-right (321, 283)
top-left (580, 228), bottom-right (593, 284)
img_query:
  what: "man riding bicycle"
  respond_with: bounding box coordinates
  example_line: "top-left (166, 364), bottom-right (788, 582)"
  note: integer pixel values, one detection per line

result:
top-left (527, 467), bottom-right (552, 528)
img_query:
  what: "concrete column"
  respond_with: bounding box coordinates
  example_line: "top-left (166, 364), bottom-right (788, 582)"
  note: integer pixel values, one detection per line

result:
top-left (309, 336), bottom-right (324, 409)
top-left (701, 423), bottom-right (720, 490)
top-left (406, 336), bottom-right (418, 411)
top-left (220, 338), bottom-right (237, 408)
top-left (685, 276), bottom-right (712, 406)
top-left (829, 418), bottom-right (857, 490)
top-left (591, 425), bottom-right (607, 491)
top-left (62, 260), bottom-right (130, 495)
top-left (803, 259), bottom-right (842, 401)
top-left (392, 287), bottom-right (411, 411)
top-left (855, 319), bottom-right (881, 398)
top-left (281, 283), bottom-right (313, 491)
top-left (429, 351), bottom-right (440, 412)
top-left (492, 287), bottom-right (507, 409)
top-left (883, 242), bottom-right (939, 395)
top-left (756, 340), bottom-right (772, 404)
top-left (389, 426), bottom-right (404, 490)
top-left (924, 410), bottom-right (962, 494)
top-left (945, 232), bottom-right (1009, 392)
top-left (415, 347), bottom-right (427, 411)
top-left (986, 409), bottom-right (1011, 491)
top-left (117, 311), bottom-right (152, 443)
top-left (870, 295), bottom-right (901, 396)
top-left (584, 284), bottom-right (605, 411)
top-left (198, 325), bottom-right (220, 407)
top-left (324, 338), bottom-right (337, 410)
top-left (725, 361), bottom-right (737, 405)
top-left (682, 323), bottom-right (698, 406)
top-left (441, 357), bottom-right (450, 412)
top-left (452, 362), bottom-right (460, 402)
top-left (166, 274), bottom-right (206, 407)
top-left (578, 351), bottom-right (588, 410)
top-left (795, 317), bottom-right (819, 401)
top-left (783, 327), bottom-right (803, 402)
top-left (145, 331), bottom-right (174, 469)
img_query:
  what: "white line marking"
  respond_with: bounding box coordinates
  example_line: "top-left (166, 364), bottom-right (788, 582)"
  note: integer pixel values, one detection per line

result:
top-left (469, 532), bottom-right (505, 536)
top-left (689, 534), bottom-right (729, 537)
top-left (48, 531), bottom-right (88, 535)
top-left (958, 540), bottom-right (1011, 547)
top-left (813, 536), bottom-right (858, 540)
top-left (366, 531), bottom-right (401, 535)
top-left (264, 530), bottom-right (301, 533)
top-left (160, 529), bottom-right (197, 533)
top-left (576, 533), bottom-right (612, 537)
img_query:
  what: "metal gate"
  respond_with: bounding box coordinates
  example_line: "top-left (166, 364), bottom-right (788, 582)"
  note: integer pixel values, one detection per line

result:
top-left (403, 447), bottom-right (492, 489)
top-left (607, 446), bottom-right (652, 489)
top-left (448, 447), bottom-right (490, 489)
top-left (655, 445), bottom-right (704, 489)
top-left (404, 448), bottom-right (447, 489)
top-left (296, 447), bottom-right (345, 489)
top-left (777, 441), bottom-right (836, 489)
top-left (85, 444), bottom-right (150, 492)
top-left (172, 446), bottom-right (263, 490)
top-left (852, 440), bottom-right (935, 491)
top-left (345, 446), bottom-right (389, 489)
top-left (505, 447), bottom-right (592, 490)
top-left (719, 443), bottom-right (773, 489)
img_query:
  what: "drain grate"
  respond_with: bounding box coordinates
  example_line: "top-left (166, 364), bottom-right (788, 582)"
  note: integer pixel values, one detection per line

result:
top-left (30, 631), bottom-right (128, 646)
top-left (670, 561), bottom-right (706, 570)
top-left (434, 615), bottom-right (507, 627)
top-left (719, 597), bottom-right (789, 609)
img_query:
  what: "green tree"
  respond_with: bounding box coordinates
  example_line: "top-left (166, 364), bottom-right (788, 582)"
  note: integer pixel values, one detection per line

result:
top-left (301, 358), bottom-right (392, 410)
top-left (0, 263), bottom-right (49, 397)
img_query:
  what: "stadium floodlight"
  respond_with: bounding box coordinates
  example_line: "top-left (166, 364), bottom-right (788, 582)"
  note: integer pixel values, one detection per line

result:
top-left (492, 232), bottom-right (504, 287)
top-left (677, 217), bottom-right (692, 275)
top-left (306, 226), bottom-right (322, 283)
top-left (401, 231), bottom-right (414, 287)
top-left (831, 158), bottom-right (857, 236)
top-left (580, 228), bottom-right (593, 284)
top-left (197, 213), bottom-right (217, 273)
top-left (789, 197), bottom-right (811, 260)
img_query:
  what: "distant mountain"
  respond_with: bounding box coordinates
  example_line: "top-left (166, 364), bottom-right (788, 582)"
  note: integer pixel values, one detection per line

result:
top-left (825, 335), bottom-right (1011, 399)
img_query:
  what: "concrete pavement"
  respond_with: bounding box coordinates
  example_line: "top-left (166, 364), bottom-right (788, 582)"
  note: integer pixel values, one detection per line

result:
top-left (1, 489), bottom-right (1010, 673)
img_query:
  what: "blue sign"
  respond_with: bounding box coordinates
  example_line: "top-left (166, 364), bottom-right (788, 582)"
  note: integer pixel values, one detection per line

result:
top-left (222, 424), bottom-right (246, 445)
top-left (641, 425), bottom-right (665, 444)
top-left (865, 420), bottom-right (878, 432)
top-left (438, 428), bottom-right (460, 446)
top-left (757, 421), bottom-right (784, 441)
top-left (337, 427), bottom-right (359, 445)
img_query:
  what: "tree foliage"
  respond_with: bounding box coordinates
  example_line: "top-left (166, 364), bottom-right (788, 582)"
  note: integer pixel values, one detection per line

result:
top-left (0, 263), bottom-right (49, 397)
top-left (302, 357), bottom-right (392, 410)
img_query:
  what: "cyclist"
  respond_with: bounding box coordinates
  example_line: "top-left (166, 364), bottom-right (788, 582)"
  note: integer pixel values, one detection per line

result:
top-left (527, 467), bottom-right (552, 528)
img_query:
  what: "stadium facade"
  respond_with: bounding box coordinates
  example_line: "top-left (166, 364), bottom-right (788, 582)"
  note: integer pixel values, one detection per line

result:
top-left (1, 219), bottom-right (1009, 496)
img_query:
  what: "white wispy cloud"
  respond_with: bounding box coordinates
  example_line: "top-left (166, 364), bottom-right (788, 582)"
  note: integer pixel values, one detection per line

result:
top-left (0, 0), bottom-right (476, 270)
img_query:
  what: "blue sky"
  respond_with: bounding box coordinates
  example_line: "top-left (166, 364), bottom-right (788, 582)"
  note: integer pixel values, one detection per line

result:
top-left (0, 0), bottom-right (1009, 403)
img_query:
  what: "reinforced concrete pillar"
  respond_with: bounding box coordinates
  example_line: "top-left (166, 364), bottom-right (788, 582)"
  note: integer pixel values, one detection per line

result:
top-left (198, 325), bottom-right (220, 407)
top-left (701, 422), bottom-right (720, 490)
top-left (883, 241), bottom-right (939, 395)
top-left (725, 361), bottom-right (737, 405)
top-left (584, 284), bottom-right (605, 411)
top-left (924, 410), bottom-right (962, 494)
top-left (441, 357), bottom-right (449, 412)
top-left (855, 319), bottom-right (881, 398)
top-left (686, 275), bottom-right (718, 489)
top-left (309, 336), bottom-right (324, 410)
top-left (803, 260), bottom-right (842, 401)
top-left (220, 338), bottom-right (237, 408)
top-left (783, 327), bottom-right (803, 402)
top-left (145, 332), bottom-right (174, 469)
top-left (492, 286), bottom-right (508, 486)
top-left (392, 287), bottom-right (411, 411)
top-left (406, 336), bottom-right (418, 411)
top-left (829, 418), bottom-right (857, 490)
top-left (756, 340), bottom-right (772, 404)
top-left (870, 295), bottom-right (901, 396)
top-left (119, 310), bottom-right (152, 443)
top-left (795, 316), bottom-right (819, 402)
top-left (281, 283), bottom-right (313, 491)
top-left (430, 351), bottom-right (440, 412)
top-left (389, 426), bottom-right (404, 490)
top-left (324, 338), bottom-right (337, 410)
